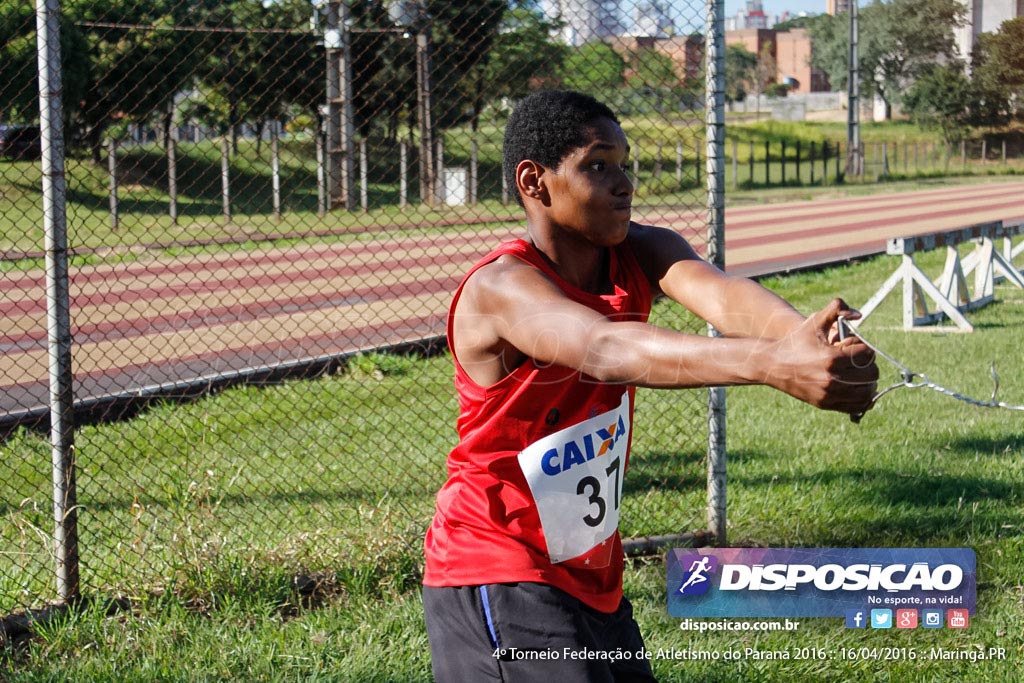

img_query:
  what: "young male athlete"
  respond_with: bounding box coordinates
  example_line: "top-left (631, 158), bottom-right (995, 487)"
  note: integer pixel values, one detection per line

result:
top-left (422, 90), bottom-right (878, 681)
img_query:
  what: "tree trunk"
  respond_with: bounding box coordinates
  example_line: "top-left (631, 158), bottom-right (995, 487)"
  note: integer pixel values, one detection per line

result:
top-left (162, 110), bottom-right (173, 150)
top-left (89, 126), bottom-right (104, 164)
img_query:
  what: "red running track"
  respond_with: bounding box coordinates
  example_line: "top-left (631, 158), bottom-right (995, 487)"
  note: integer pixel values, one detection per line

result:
top-left (3, 180), bottom-right (1023, 419)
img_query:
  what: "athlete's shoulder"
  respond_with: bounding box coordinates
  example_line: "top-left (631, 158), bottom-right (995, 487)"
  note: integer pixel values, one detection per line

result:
top-left (625, 222), bottom-right (701, 289)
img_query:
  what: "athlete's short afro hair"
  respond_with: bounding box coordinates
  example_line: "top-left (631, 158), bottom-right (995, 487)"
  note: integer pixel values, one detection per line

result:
top-left (502, 90), bottom-right (619, 206)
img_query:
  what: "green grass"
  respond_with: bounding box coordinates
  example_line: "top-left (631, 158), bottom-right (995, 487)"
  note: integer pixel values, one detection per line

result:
top-left (4, 118), bottom-right (1023, 265)
top-left (2, 243), bottom-right (1023, 680)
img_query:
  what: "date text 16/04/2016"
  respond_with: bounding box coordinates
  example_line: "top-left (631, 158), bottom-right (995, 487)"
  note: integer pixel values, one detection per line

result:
top-left (490, 646), bottom-right (1008, 663)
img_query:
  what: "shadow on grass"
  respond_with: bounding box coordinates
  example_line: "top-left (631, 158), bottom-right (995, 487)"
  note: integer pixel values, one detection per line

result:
top-left (625, 448), bottom-right (705, 494)
top-left (72, 480), bottom-right (437, 518)
top-left (943, 433), bottom-right (1024, 456)
top-left (725, 448), bottom-right (1021, 543)
top-left (734, 461), bottom-right (1016, 507)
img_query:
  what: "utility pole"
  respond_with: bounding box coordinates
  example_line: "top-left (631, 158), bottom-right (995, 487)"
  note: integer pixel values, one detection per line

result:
top-left (415, 14), bottom-right (434, 205)
top-left (389, 1), bottom-right (434, 206)
top-left (324, 1), bottom-right (356, 210)
top-left (413, 24), bottom-right (434, 205)
top-left (846, 1), bottom-right (862, 178)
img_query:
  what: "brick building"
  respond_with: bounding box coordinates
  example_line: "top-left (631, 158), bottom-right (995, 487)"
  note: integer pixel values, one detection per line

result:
top-left (725, 27), bottom-right (830, 94)
top-left (607, 35), bottom-right (705, 86)
top-left (775, 29), bottom-right (830, 93)
top-left (726, 27), bottom-right (776, 62)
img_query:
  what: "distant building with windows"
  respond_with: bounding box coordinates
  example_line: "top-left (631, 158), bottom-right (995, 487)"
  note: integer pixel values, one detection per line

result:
top-left (607, 34), bottom-right (705, 86)
top-left (726, 1), bottom-right (776, 31)
top-left (776, 29), bottom-right (831, 92)
top-left (726, 27), bottom-right (830, 94)
top-left (540, 0), bottom-right (625, 45)
top-left (954, 0), bottom-right (1023, 62)
top-left (826, 0), bottom-right (852, 15)
top-left (633, 0), bottom-right (675, 38)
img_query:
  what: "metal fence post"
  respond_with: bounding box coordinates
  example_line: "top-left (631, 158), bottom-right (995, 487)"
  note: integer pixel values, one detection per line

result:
top-left (107, 138), bottom-right (119, 231)
top-left (316, 130), bottom-right (326, 218)
top-left (470, 138), bottom-right (478, 205)
top-left (706, 0), bottom-right (727, 546)
top-left (764, 140), bottom-right (770, 186)
top-left (168, 127), bottom-right (178, 226)
top-left (360, 137), bottom-right (368, 212)
top-left (271, 123), bottom-right (281, 221)
top-left (36, 0), bottom-right (80, 604)
top-left (221, 136), bottom-right (231, 224)
top-left (676, 139), bottom-right (683, 187)
top-left (810, 141), bottom-right (816, 185)
top-left (400, 140), bottom-right (408, 208)
top-left (748, 140), bottom-right (754, 186)
top-left (435, 137), bottom-right (444, 205)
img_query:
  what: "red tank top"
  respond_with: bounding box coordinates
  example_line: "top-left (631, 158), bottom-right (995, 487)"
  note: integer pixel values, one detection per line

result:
top-left (423, 237), bottom-right (653, 613)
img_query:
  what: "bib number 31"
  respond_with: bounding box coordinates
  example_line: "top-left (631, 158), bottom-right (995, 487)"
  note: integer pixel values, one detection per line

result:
top-left (578, 456), bottom-right (621, 527)
top-left (518, 392), bottom-right (630, 564)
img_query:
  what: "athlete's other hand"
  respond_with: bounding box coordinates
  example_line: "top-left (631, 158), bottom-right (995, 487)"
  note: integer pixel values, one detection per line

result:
top-left (763, 298), bottom-right (879, 414)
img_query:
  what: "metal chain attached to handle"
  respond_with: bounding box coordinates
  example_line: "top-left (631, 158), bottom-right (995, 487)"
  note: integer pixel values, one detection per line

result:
top-left (837, 316), bottom-right (1024, 423)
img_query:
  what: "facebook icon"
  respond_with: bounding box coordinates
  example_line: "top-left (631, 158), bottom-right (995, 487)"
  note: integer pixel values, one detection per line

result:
top-left (845, 609), bottom-right (867, 629)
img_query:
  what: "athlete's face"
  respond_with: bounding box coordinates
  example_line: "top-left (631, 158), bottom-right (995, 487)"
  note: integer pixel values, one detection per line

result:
top-left (543, 117), bottom-right (634, 246)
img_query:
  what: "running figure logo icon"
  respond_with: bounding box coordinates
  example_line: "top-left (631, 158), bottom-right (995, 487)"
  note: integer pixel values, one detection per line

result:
top-left (676, 555), bottom-right (718, 596)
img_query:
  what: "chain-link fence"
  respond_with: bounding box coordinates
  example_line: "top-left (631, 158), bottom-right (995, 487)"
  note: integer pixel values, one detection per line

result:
top-left (1, 0), bottom-right (721, 618)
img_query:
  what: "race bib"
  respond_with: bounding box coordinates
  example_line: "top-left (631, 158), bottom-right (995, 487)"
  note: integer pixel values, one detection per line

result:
top-left (518, 392), bottom-right (630, 564)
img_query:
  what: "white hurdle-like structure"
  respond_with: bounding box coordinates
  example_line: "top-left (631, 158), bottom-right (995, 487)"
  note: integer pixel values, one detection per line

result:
top-left (855, 220), bottom-right (1024, 332)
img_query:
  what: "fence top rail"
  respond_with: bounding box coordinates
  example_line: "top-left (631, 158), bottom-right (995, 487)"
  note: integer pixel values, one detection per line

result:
top-left (887, 221), bottom-right (1004, 255)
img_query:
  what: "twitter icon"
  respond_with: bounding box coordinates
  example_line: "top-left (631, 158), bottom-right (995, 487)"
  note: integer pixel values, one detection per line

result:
top-left (870, 609), bottom-right (893, 629)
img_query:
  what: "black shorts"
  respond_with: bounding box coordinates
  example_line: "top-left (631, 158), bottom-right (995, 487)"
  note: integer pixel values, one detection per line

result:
top-left (422, 582), bottom-right (657, 682)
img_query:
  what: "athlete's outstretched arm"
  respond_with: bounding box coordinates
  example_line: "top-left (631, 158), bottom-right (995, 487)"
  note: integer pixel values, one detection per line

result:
top-left (456, 256), bottom-right (877, 414)
top-left (628, 223), bottom-right (817, 340)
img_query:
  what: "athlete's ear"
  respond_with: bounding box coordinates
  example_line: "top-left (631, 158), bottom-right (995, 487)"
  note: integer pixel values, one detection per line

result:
top-left (516, 159), bottom-right (548, 204)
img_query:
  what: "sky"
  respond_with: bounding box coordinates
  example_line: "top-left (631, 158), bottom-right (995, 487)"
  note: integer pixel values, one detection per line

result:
top-left (724, 1), bottom-right (833, 18)
top-left (624, 1), bottom-right (851, 36)
top-left (727, 1), bottom-right (873, 19)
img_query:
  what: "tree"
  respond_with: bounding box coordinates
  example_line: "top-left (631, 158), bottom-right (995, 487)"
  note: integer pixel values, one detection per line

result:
top-left (0, 2), bottom-right (88, 127)
top-left (558, 41), bottom-right (626, 92)
top-left (972, 18), bottom-right (1024, 119)
top-left (340, 0), bottom-right (506, 140)
top-left (188, 0), bottom-right (269, 155)
top-left (810, 0), bottom-right (966, 120)
top-left (902, 62), bottom-right (973, 143)
top-left (68, 0), bottom-right (207, 160)
top-left (725, 43), bottom-right (757, 108)
top-left (244, 0), bottom-right (322, 150)
top-left (631, 48), bottom-right (679, 90)
top-left (774, 15), bottom-right (821, 32)
top-left (470, 6), bottom-right (567, 132)
top-left (426, 0), bottom-right (506, 130)
top-left (752, 41), bottom-right (777, 120)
